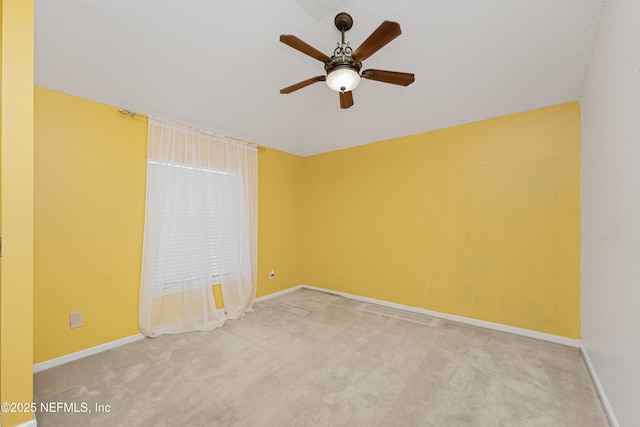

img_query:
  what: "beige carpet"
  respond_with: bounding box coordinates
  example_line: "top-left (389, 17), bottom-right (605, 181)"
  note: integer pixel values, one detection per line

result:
top-left (34, 288), bottom-right (609, 426)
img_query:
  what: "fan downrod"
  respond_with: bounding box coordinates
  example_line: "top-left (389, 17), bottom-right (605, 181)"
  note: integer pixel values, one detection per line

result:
top-left (334, 12), bottom-right (353, 32)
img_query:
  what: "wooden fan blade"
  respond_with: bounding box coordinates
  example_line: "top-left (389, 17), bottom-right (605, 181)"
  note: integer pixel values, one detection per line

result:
top-left (352, 21), bottom-right (401, 62)
top-left (280, 76), bottom-right (326, 94)
top-left (361, 69), bottom-right (415, 86)
top-left (280, 35), bottom-right (331, 63)
top-left (339, 91), bottom-right (354, 109)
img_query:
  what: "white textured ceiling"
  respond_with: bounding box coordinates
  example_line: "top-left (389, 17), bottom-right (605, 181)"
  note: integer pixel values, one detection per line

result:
top-left (35, 0), bottom-right (604, 156)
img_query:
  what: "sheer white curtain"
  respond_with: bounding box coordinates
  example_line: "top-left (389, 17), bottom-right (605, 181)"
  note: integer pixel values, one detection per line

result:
top-left (139, 115), bottom-right (258, 337)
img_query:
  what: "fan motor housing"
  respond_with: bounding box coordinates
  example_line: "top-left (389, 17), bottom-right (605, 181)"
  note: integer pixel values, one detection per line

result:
top-left (325, 56), bottom-right (362, 76)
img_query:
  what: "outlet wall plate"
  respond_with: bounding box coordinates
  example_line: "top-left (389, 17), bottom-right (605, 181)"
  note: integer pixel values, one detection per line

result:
top-left (70, 311), bottom-right (83, 328)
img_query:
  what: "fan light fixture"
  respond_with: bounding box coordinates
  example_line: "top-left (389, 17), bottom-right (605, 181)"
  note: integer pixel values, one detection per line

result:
top-left (279, 12), bottom-right (415, 109)
top-left (326, 67), bottom-right (361, 92)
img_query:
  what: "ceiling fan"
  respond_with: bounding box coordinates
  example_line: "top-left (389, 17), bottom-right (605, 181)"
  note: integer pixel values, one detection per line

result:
top-left (280, 12), bottom-right (415, 109)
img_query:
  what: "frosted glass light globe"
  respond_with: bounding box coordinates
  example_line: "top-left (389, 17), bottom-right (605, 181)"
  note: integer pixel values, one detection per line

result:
top-left (326, 67), bottom-right (361, 92)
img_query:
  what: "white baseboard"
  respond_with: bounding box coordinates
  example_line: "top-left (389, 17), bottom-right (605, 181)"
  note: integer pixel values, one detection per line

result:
top-left (580, 344), bottom-right (619, 427)
top-left (300, 285), bottom-right (580, 348)
top-left (4, 417), bottom-right (37, 427)
top-left (254, 285), bottom-right (303, 304)
top-left (33, 284), bottom-right (579, 376)
top-left (33, 334), bottom-right (145, 373)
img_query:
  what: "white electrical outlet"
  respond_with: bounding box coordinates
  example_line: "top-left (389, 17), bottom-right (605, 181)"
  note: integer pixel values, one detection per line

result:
top-left (269, 269), bottom-right (275, 280)
top-left (70, 311), bottom-right (83, 328)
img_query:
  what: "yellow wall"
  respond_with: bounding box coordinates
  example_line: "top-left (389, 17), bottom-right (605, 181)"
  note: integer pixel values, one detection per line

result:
top-left (257, 147), bottom-right (306, 297)
top-left (33, 88), bottom-right (306, 361)
top-left (34, 87), bottom-right (147, 362)
top-left (303, 102), bottom-right (581, 338)
top-left (1, 1), bottom-right (35, 426)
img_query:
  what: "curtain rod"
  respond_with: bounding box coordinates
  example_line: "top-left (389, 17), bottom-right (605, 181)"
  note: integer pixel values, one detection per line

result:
top-left (117, 108), bottom-right (266, 152)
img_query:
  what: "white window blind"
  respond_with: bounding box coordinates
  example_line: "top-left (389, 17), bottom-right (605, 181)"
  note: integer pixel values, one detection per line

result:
top-left (148, 160), bottom-right (243, 295)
